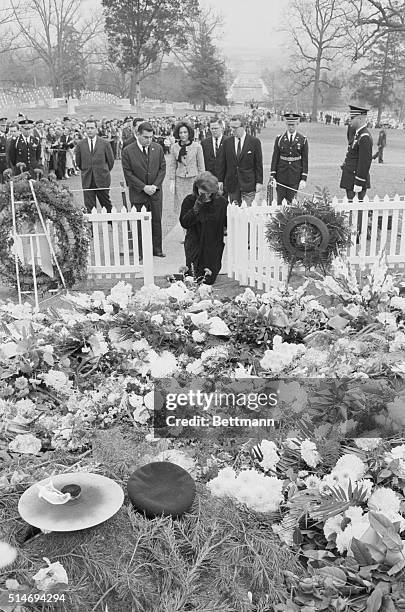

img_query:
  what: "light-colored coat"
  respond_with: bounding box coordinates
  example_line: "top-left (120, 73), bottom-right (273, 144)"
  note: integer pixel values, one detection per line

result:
top-left (169, 141), bottom-right (205, 180)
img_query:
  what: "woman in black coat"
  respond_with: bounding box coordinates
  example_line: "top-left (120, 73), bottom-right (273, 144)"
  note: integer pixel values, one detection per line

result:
top-left (179, 171), bottom-right (227, 285)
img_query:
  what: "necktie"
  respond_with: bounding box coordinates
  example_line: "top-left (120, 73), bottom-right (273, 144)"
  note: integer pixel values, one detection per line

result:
top-left (90, 139), bottom-right (94, 154)
top-left (142, 146), bottom-right (148, 157)
top-left (214, 137), bottom-right (218, 157)
top-left (236, 138), bottom-right (241, 159)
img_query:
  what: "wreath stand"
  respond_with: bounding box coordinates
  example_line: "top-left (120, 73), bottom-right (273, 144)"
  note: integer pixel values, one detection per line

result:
top-left (282, 214), bottom-right (331, 284)
top-left (11, 179), bottom-right (66, 310)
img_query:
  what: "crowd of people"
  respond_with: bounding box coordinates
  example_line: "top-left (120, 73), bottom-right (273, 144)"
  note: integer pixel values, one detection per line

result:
top-left (0, 105), bottom-right (377, 284)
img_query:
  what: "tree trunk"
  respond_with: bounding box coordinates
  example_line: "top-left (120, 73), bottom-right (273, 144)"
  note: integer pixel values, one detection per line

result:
top-left (311, 48), bottom-right (322, 123)
top-left (377, 34), bottom-right (391, 126)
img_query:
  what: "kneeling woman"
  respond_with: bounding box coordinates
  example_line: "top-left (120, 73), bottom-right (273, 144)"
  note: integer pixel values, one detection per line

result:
top-left (179, 171), bottom-right (227, 285)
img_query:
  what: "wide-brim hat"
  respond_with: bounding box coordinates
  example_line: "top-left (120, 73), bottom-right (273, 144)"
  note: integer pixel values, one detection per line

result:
top-left (349, 104), bottom-right (368, 118)
top-left (284, 112), bottom-right (300, 121)
top-left (18, 472), bottom-right (124, 532)
top-left (127, 461), bottom-right (196, 518)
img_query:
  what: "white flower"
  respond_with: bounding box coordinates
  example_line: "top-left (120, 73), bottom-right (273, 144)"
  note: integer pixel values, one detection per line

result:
top-left (386, 395), bottom-right (405, 427)
top-left (207, 316), bottom-right (231, 336)
top-left (324, 513), bottom-right (344, 539)
top-left (156, 449), bottom-right (197, 475)
top-left (132, 338), bottom-right (151, 352)
top-left (332, 454), bottom-right (366, 484)
top-left (9, 434), bottom-right (42, 455)
top-left (128, 393), bottom-right (143, 409)
top-left (132, 404), bottom-right (150, 425)
top-left (235, 288), bottom-right (257, 305)
top-left (390, 331), bottom-right (405, 352)
top-left (376, 312), bottom-right (397, 330)
top-left (278, 381), bottom-right (308, 413)
top-left (258, 440), bottom-right (280, 471)
top-left (42, 370), bottom-right (72, 393)
top-left (260, 336), bottom-right (305, 373)
top-left (354, 438), bottom-right (382, 451)
top-left (192, 330), bottom-right (206, 343)
top-left (232, 362), bottom-right (257, 379)
top-left (300, 440), bottom-right (321, 468)
top-left (304, 475), bottom-right (322, 490)
top-left (207, 468), bottom-right (283, 513)
top-left (107, 281), bottom-right (133, 309)
top-left (0, 542), bottom-right (17, 568)
top-left (165, 281), bottom-right (192, 303)
top-left (33, 558), bottom-right (68, 591)
top-left (336, 513), bottom-right (370, 554)
top-left (150, 351), bottom-right (178, 378)
top-left (151, 314), bottom-right (164, 325)
top-left (189, 311), bottom-right (209, 326)
top-left (88, 332), bottom-right (109, 356)
top-left (368, 487), bottom-right (401, 515)
top-left (186, 359), bottom-right (204, 375)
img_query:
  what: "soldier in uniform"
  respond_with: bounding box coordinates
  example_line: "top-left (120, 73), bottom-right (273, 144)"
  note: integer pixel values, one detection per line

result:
top-left (270, 112), bottom-right (308, 205)
top-left (7, 118), bottom-right (42, 178)
top-left (340, 105), bottom-right (372, 202)
top-left (0, 117), bottom-right (8, 183)
top-left (340, 105), bottom-right (373, 241)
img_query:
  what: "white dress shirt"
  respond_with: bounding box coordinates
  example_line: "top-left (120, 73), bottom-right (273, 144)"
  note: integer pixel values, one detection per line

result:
top-left (234, 133), bottom-right (246, 155)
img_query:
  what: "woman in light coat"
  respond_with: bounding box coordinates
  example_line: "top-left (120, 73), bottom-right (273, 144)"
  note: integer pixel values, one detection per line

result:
top-left (169, 121), bottom-right (205, 216)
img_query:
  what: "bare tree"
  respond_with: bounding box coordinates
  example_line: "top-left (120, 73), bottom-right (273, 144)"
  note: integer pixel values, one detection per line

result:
top-left (285, 0), bottom-right (354, 121)
top-left (0, 4), bottom-right (20, 53)
top-left (346, 0), bottom-right (405, 58)
top-left (10, 0), bottom-right (103, 96)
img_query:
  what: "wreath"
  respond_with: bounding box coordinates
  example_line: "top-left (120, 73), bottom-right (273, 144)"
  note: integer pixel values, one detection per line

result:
top-left (0, 175), bottom-right (89, 291)
top-left (265, 187), bottom-right (352, 271)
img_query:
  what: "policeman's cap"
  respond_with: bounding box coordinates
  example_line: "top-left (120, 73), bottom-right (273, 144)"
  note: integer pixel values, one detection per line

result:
top-left (349, 105), bottom-right (368, 118)
top-left (18, 119), bottom-right (34, 126)
top-left (284, 112), bottom-right (300, 122)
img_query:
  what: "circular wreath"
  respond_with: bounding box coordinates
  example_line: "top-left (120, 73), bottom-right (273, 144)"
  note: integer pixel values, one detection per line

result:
top-left (0, 175), bottom-right (90, 291)
top-left (265, 188), bottom-right (352, 270)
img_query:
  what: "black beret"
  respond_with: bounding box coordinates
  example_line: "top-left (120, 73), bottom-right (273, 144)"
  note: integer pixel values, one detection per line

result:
top-left (127, 462), bottom-right (196, 518)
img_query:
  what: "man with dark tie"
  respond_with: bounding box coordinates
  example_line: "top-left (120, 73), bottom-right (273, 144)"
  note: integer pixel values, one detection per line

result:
top-left (75, 118), bottom-right (115, 212)
top-left (217, 115), bottom-right (263, 205)
top-left (201, 118), bottom-right (226, 177)
top-left (270, 112), bottom-right (308, 205)
top-left (121, 121), bottom-right (166, 258)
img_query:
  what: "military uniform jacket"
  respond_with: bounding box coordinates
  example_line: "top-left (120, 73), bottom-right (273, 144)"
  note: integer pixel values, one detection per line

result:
top-left (8, 134), bottom-right (42, 174)
top-left (340, 126), bottom-right (373, 191)
top-left (0, 134), bottom-right (7, 171)
top-left (270, 131), bottom-right (308, 187)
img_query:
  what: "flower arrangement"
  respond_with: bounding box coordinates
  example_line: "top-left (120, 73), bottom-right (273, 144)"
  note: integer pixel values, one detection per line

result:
top-left (0, 177), bottom-right (89, 291)
top-left (265, 187), bottom-right (352, 271)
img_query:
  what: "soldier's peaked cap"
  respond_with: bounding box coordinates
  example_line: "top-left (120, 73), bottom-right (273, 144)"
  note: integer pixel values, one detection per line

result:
top-left (349, 105), bottom-right (368, 117)
top-left (284, 112), bottom-right (300, 121)
top-left (0, 117), bottom-right (7, 122)
top-left (18, 118), bottom-right (34, 126)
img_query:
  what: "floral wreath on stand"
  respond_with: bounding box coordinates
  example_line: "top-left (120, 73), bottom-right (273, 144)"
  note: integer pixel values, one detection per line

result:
top-left (265, 187), bottom-right (352, 282)
top-left (0, 174), bottom-right (89, 293)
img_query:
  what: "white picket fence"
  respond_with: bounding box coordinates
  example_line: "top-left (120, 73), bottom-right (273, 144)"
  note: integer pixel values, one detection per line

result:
top-left (84, 206), bottom-right (154, 285)
top-left (227, 195), bottom-right (405, 290)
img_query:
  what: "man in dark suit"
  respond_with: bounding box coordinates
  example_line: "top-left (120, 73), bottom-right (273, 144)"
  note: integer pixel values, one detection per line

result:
top-left (75, 118), bottom-right (115, 212)
top-left (121, 121), bottom-right (166, 258)
top-left (201, 117), bottom-right (226, 179)
top-left (217, 115), bottom-right (263, 205)
top-left (270, 112), bottom-right (309, 205)
top-left (122, 117), bottom-right (144, 150)
top-left (7, 118), bottom-right (42, 178)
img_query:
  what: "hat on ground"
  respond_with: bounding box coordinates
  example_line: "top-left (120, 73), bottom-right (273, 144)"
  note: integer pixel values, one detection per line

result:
top-left (127, 462), bottom-right (196, 518)
top-left (18, 472), bottom-right (124, 532)
top-left (18, 119), bottom-right (34, 126)
top-left (349, 105), bottom-right (368, 118)
top-left (284, 112), bottom-right (300, 121)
